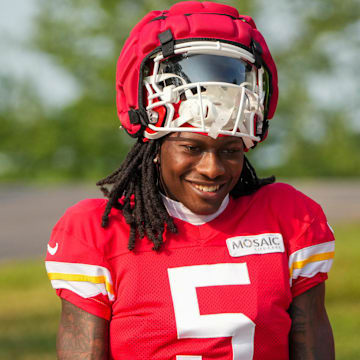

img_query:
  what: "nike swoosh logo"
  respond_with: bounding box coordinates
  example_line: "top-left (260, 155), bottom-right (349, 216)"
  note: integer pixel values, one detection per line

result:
top-left (47, 243), bottom-right (59, 255)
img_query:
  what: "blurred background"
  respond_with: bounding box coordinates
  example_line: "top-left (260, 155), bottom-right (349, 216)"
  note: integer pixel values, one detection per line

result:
top-left (0, 0), bottom-right (359, 359)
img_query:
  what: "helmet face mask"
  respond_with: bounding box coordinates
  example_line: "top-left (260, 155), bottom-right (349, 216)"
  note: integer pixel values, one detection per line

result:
top-left (115, 2), bottom-right (278, 146)
top-left (143, 41), bottom-right (269, 148)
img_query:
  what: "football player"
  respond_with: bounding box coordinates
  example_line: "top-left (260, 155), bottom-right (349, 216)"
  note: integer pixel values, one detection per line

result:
top-left (46, 2), bottom-right (335, 359)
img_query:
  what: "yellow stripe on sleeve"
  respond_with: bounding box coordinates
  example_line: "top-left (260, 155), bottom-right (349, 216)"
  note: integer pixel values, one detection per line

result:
top-left (289, 251), bottom-right (334, 279)
top-left (48, 272), bottom-right (114, 296)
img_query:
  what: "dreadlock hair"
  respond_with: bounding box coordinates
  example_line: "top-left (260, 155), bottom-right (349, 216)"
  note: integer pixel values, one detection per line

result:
top-left (230, 156), bottom-right (275, 198)
top-left (96, 138), bottom-right (275, 251)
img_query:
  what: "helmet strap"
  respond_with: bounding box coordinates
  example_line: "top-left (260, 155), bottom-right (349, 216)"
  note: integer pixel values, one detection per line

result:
top-left (158, 29), bottom-right (175, 58)
top-left (251, 40), bottom-right (263, 68)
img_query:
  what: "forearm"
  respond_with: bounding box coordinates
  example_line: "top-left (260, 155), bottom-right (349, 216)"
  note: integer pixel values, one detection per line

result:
top-left (289, 283), bottom-right (334, 360)
top-left (57, 299), bottom-right (110, 360)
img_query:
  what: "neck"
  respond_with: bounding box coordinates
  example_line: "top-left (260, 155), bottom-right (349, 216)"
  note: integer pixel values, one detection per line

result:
top-left (161, 194), bottom-right (229, 225)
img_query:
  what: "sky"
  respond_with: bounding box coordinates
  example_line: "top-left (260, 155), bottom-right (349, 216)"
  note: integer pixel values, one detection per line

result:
top-left (0, 0), bottom-right (358, 131)
top-left (0, 0), bottom-right (300, 109)
top-left (0, 0), bottom-right (79, 107)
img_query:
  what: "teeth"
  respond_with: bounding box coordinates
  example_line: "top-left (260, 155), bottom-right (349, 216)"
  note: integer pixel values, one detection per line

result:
top-left (193, 184), bottom-right (220, 192)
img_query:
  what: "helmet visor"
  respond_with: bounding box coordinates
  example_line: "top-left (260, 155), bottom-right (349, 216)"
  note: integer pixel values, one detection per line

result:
top-left (159, 54), bottom-right (256, 90)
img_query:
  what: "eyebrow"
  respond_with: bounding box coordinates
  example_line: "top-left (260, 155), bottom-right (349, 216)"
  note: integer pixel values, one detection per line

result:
top-left (164, 137), bottom-right (199, 142)
top-left (164, 136), bottom-right (243, 145)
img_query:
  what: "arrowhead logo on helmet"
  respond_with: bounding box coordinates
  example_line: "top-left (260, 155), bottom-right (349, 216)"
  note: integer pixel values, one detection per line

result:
top-left (116, 1), bottom-right (278, 149)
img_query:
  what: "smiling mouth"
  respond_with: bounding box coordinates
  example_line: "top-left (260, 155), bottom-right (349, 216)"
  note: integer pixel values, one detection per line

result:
top-left (192, 183), bottom-right (222, 193)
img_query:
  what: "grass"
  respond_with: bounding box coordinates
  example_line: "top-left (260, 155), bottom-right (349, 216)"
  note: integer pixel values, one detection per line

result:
top-left (325, 222), bottom-right (360, 360)
top-left (0, 222), bottom-right (359, 359)
top-left (0, 261), bottom-right (60, 360)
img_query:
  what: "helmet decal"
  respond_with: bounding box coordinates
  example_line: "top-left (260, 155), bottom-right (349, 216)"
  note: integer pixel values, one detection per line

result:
top-left (116, 1), bottom-right (278, 148)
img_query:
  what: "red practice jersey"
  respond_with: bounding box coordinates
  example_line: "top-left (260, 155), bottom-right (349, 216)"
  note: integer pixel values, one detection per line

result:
top-left (45, 183), bottom-right (335, 360)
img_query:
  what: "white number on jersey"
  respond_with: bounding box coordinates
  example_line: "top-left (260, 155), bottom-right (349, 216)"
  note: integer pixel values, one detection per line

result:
top-left (168, 263), bottom-right (255, 360)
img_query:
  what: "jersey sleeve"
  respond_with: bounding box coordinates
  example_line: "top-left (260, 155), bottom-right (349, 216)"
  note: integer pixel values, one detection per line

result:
top-left (45, 199), bottom-right (115, 320)
top-left (281, 187), bottom-right (335, 297)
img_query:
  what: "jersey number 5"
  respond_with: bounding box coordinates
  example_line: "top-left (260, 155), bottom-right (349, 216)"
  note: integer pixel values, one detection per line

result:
top-left (168, 263), bottom-right (255, 360)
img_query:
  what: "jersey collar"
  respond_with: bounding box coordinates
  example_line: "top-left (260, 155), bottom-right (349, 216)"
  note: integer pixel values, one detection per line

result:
top-left (161, 193), bottom-right (230, 225)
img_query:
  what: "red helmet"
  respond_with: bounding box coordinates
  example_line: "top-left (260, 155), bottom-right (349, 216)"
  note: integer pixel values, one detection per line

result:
top-left (116, 1), bottom-right (278, 148)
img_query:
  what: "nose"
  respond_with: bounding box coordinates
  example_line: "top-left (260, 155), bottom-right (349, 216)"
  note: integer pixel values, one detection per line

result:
top-left (195, 151), bottom-right (226, 179)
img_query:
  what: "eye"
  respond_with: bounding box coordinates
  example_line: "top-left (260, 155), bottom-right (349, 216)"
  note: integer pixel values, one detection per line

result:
top-left (221, 148), bottom-right (241, 154)
top-left (183, 145), bottom-right (201, 153)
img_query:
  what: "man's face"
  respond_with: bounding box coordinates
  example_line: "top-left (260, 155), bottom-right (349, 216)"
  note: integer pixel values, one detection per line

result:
top-left (159, 132), bottom-right (245, 215)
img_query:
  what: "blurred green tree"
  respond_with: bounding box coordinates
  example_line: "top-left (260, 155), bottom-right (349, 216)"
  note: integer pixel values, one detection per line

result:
top-left (248, 0), bottom-right (360, 177)
top-left (0, 0), bottom-right (359, 181)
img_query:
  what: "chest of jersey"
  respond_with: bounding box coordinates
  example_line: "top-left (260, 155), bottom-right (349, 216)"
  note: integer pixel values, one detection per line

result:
top-left (107, 213), bottom-right (292, 360)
